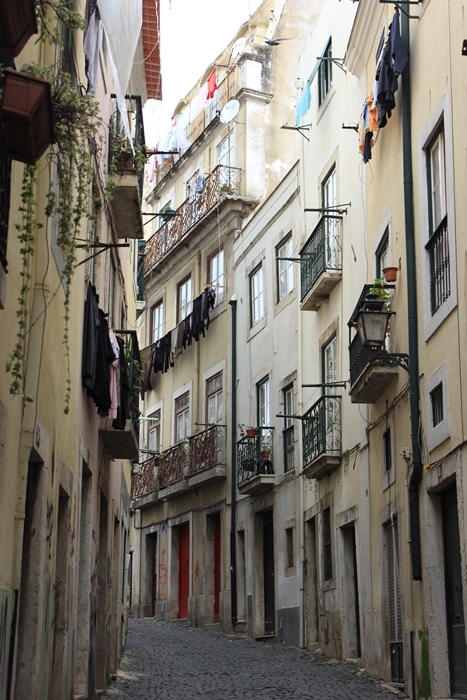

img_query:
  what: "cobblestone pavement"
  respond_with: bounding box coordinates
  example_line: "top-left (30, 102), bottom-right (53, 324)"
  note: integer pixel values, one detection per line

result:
top-left (105, 619), bottom-right (406, 700)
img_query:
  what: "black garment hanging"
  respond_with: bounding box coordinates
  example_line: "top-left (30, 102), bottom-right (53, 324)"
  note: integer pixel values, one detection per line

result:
top-left (81, 283), bottom-right (100, 392)
top-left (88, 309), bottom-right (115, 412)
top-left (112, 335), bottom-right (130, 430)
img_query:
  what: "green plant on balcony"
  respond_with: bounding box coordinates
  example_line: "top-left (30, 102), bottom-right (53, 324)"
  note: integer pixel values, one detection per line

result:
top-left (238, 424), bottom-right (257, 439)
top-left (369, 277), bottom-right (391, 309)
top-left (220, 182), bottom-right (234, 195)
top-left (178, 440), bottom-right (189, 461)
top-left (110, 131), bottom-right (147, 175)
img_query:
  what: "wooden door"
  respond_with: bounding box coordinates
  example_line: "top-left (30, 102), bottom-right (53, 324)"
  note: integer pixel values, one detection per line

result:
top-left (178, 523), bottom-right (190, 619)
top-left (263, 511), bottom-right (275, 634)
top-left (214, 513), bottom-right (221, 617)
top-left (442, 486), bottom-right (467, 696)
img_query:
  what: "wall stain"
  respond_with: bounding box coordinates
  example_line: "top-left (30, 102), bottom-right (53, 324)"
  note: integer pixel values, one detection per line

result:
top-left (417, 628), bottom-right (431, 700)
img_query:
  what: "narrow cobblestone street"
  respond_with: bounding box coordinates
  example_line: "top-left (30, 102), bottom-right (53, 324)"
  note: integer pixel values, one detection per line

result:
top-left (106, 619), bottom-right (406, 699)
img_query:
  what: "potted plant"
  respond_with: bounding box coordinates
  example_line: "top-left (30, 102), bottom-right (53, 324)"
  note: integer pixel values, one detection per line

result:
top-left (0, 0), bottom-right (38, 56)
top-left (220, 182), bottom-right (234, 195)
top-left (369, 277), bottom-right (391, 309)
top-left (178, 440), bottom-right (189, 462)
top-left (382, 266), bottom-right (398, 283)
top-left (238, 424), bottom-right (256, 439)
top-left (261, 443), bottom-right (272, 460)
top-left (110, 130), bottom-right (147, 173)
top-left (1, 67), bottom-right (55, 164)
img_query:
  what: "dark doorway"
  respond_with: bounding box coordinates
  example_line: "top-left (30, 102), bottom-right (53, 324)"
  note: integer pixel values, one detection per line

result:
top-left (145, 532), bottom-right (157, 616)
top-left (442, 485), bottom-right (467, 696)
top-left (178, 523), bottom-right (190, 619)
top-left (342, 523), bottom-right (361, 658)
top-left (263, 511), bottom-right (275, 634)
top-left (213, 513), bottom-right (221, 617)
top-left (152, 533), bottom-right (158, 616)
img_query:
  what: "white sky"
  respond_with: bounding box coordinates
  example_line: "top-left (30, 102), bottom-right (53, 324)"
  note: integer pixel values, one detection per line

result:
top-left (143, 0), bottom-right (263, 146)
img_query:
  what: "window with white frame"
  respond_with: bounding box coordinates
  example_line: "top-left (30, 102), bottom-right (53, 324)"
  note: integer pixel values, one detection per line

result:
top-left (257, 377), bottom-right (270, 427)
top-left (148, 410), bottom-right (161, 453)
top-left (277, 235), bottom-right (294, 301)
top-left (250, 265), bottom-right (264, 326)
top-left (175, 393), bottom-right (190, 443)
top-left (426, 127), bottom-right (450, 316)
top-left (151, 300), bottom-right (164, 343)
top-left (322, 166), bottom-right (338, 268)
top-left (283, 385), bottom-right (294, 472)
top-left (218, 134), bottom-right (233, 168)
top-left (430, 383), bottom-right (444, 427)
top-left (178, 277), bottom-right (192, 322)
top-left (206, 372), bottom-right (223, 424)
top-left (376, 228), bottom-right (389, 279)
top-left (185, 169), bottom-right (200, 202)
top-left (208, 248), bottom-right (224, 304)
top-left (318, 39), bottom-right (332, 105)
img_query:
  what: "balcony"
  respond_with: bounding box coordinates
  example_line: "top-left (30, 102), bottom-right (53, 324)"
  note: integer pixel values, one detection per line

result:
top-left (302, 396), bottom-right (341, 479)
top-left (188, 426), bottom-right (227, 488)
top-left (144, 164), bottom-right (243, 275)
top-left (157, 441), bottom-right (191, 500)
top-left (237, 428), bottom-right (275, 496)
top-left (131, 455), bottom-right (159, 508)
top-left (348, 284), bottom-right (407, 404)
top-left (109, 95), bottom-right (145, 240)
top-left (99, 330), bottom-right (141, 460)
top-left (300, 216), bottom-right (342, 311)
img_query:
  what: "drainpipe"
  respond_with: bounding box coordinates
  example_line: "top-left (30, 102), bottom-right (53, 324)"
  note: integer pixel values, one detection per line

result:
top-left (401, 10), bottom-right (422, 581)
top-left (228, 296), bottom-right (238, 625)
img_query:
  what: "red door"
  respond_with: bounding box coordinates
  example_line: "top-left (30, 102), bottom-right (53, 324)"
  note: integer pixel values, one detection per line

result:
top-left (178, 523), bottom-right (190, 619)
top-left (214, 513), bottom-right (221, 616)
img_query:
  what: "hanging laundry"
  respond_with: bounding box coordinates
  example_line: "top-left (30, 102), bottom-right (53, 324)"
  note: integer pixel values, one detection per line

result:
top-left (376, 8), bottom-right (408, 129)
top-left (295, 78), bottom-right (311, 127)
top-left (108, 327), bottom-right (120, 420)
top-left (84, 5), bottom-right (101, 95)
top-left (112, 336), bottom-right (130, 430)
top-left (207, 68), bottom-right (217, 99)
top-left (81, 283), bottom-right (100, 392)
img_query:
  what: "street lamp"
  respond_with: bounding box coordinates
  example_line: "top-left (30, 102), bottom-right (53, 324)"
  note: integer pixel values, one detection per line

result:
top-left (355, 293), bottom-right (393, 349)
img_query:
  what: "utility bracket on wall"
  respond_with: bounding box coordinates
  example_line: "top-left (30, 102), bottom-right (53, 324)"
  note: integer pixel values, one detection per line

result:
top-left (74, 239), bottom-right (129, 267)
top-left (379, 0), bottom-right (419, 19)
top-left (281, 124), bottom-right (311, 141)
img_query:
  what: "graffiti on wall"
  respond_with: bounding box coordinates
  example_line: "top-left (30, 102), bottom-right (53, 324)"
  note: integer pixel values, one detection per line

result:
top-left (159, 548), bottom-right (167, 602)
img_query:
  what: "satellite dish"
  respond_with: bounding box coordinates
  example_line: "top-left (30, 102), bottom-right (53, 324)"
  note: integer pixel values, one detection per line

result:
top-left (220, 99), bottom-right (240, 124)
top-left (231, 38), bottom-right (246, 59)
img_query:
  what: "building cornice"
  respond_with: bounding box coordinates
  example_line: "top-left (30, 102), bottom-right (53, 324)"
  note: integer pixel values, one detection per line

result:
top-left (345, 0), bottom-right (385, 77)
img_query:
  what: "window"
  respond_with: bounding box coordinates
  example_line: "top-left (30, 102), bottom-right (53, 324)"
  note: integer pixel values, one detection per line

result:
top-left (426, 128), bottom-right (450, 316)
top-left (178, 277), bottom-right (192, 322)
top-left (322, 167), bottom-right (338, 268)
top-left (318, 39), bottom-right (332, 105)
top-left (430, 383), bottom-right (444, 427)
top-left (257, 378), bottom-right (270, 427)
top-left (250, 265), bottom-right (264, 326)
top-left (276, 236), bottom-right (294, 301)
top-left (185, 169), bottom-right (200, 202)
top-left (151, 301), bottom-right (164, 343)
top-left (285, 528), bottom-right (294, 570)
top-left (383, 428), bottom-right (392, 473)
top-left (283, 385), bottom-right (294, 472)
top-left (218, 135), bottom-right (233, 168)
top-left (208, 249), bottom-right (225, 305)
top-left (148, 411), bottom-right (161, 453)
top-left (376, 228), bottom-right (389, 279)
top-left (322, 507), bottom-right (333, 581)
top-left (206, 373), bottom-right (223, 424)
top-left (175, 393), bottom-right (190, 443)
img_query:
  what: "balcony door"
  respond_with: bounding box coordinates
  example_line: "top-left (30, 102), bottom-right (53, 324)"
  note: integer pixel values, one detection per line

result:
top-left (322, 167), bottom-right (337, 268)
top-left (322, 335), bottom-right (338, 452)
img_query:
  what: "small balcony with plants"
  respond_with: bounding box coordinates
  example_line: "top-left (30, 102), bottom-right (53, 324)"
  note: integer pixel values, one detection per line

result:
top-left (300, 215), bottom-right (342, 311)
top-left (237, 427), bottom-right (275, 496)
top-left (144, 163), bottom-right (246, 276)
top-left (348, 283), bottom-right (408, 404)
top-left (302, 395), bottom-right (341, 479)
top-left (157, 440), bottom-right (191, 500)
top-left (188, 425), bottom-right (227, 488)
top-left (108, 95), bottom-right (147, 240)
top-left (99, 330), bottom-right (141, 460)
top-left (131, 455), bottom-right (159, 508)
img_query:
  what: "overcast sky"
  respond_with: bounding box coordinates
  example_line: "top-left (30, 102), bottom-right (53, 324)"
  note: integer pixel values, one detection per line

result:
top-left (143, 0), bottom-right (262, 145)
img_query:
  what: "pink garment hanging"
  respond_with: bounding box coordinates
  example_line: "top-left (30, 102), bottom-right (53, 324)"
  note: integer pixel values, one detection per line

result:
top-left (108, 328), bottom-right (120, 421)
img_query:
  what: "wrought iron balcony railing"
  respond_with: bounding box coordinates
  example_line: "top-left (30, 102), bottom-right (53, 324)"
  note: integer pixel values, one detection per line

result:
top-left (158, 425), bottom-right (227, 489)
top-left (131, 455), bottom-right (158, 499)
top-left (426, 215), bottom-right (450, 315)
top-left (302, 396), bottom-right (341, 467)
top-left (237, 427), bottom-right (274, 486)
top-left (144, 164), bottom-right (242, 275)
top-left (300, 215), bottom-right (342, 301)
top-left (349, 332), bottom-right (374, 389)
top-left (190, 425), bottom-right (226, 476)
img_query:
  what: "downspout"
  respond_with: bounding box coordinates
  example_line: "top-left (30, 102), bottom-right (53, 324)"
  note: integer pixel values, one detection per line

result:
top-left (228, 296), bottom-right (238, 625)
top-left (401, 10), bottom-right (422, 581)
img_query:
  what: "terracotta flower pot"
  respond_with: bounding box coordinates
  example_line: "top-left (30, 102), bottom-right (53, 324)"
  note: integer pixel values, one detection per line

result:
top-left (0, 0), bottom-right (38, 57)
top-left (1, 69), bottom-right (55, 165)
top-left (246, 428), bottom-right (256, 438)
top-left (382, 266), bottom-right (398, 283)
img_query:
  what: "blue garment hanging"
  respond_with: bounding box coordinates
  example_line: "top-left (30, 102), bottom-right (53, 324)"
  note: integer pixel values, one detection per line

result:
top-left (295, 78), bottom-right (311, 127)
